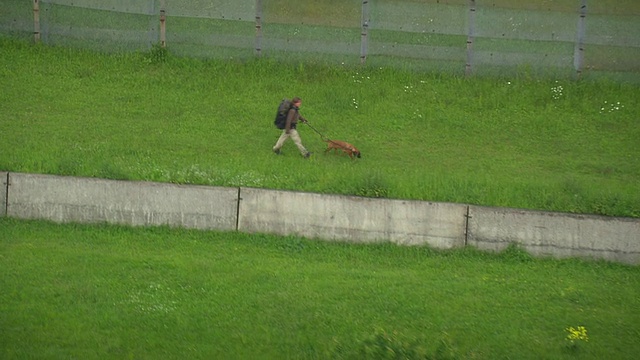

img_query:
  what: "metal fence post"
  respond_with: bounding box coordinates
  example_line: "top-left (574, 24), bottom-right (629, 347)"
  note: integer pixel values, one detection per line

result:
top-left (361, 0), bottom-right (370, 64)
top-left (574, 0), bottom-right (587, 79)
top-left (255, 0), bottom-right (263, 57)
top-left (160, 0), bottom-right (166, 48)
top-left (465, 0), bottom-right (476, 76)
top-left (33, 0), bottom-right (40, 43)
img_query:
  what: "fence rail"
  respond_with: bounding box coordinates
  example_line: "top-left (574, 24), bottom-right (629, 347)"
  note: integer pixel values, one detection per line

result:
top-left (2, 1), bottom-right (639, 80)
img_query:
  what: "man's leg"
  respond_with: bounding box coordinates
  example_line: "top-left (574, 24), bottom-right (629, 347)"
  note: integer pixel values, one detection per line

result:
top-left (289, 129), bottom-right (310, 156)
top-left (273, 131), bottom-right (289, 153)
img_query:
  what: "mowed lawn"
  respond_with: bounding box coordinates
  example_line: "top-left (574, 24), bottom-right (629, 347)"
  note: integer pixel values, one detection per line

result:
top-left (1, 218), bottom-right (639, 359)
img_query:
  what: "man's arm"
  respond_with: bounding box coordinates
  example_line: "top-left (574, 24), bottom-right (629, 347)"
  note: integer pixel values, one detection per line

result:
top-left (285, 108), bottom-right (295, 133)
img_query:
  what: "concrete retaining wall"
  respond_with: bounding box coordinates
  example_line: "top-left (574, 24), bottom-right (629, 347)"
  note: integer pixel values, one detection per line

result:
top-left (7, 173), bottom-right (238, 231)
top-left (237, 187), bottom-right (468, 248)
top-left (467, 206), bottom-right (640, 265)
top-left (1, 172), bottom-right (7, 217)
top-left (3, 173), bottom-right (639, 265)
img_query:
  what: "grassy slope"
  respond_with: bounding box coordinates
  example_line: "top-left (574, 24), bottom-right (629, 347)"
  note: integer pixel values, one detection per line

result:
top-left (0, 36), bottom-right (639, 217)
top-left (2, 2), bottom-right (639, 358)
top-left (1, 218), bottom-right (639, 359)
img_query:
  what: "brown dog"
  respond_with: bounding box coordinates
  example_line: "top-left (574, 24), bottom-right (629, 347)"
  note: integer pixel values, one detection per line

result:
top-left (324, 139), bottom-right (361, 159)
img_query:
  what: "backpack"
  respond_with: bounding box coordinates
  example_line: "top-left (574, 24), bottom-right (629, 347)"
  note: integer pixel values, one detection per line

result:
top-left (274, 98), bottom-right (292, 129)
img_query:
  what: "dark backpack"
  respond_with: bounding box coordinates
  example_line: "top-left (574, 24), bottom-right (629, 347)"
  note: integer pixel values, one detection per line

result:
top-left (274, 99), bottom-right (292, 129)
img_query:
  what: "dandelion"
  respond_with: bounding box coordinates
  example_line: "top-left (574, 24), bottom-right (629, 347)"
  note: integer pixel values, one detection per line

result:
top-left (599, 100), bottom-right (624, 114)
top-left (351, 72), bottom-right (367, 83)
top-left (551, 81), bottom-right (563, 100)
top-left (565, 326), bottom-right (589, 344)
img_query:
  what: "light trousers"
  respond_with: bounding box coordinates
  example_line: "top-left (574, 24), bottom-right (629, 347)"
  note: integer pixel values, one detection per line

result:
top-left (273, 129), bottom-right (308, 155)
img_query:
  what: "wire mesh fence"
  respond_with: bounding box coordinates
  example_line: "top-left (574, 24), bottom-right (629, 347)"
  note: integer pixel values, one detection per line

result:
top-left (1, 0), bottom-right (638, 81)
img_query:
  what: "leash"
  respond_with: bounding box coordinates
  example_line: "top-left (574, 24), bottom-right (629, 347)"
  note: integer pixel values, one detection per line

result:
top-left (303, 121), bottom-right (331, 142)
top-left (304, 121), bottom-right (357, 155)
top-left (303, 121), bottom-right (354, 152)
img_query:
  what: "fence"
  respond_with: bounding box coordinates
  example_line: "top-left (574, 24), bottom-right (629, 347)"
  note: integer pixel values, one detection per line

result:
top-left (3, 172), bottom-right (640, 265)
top-left (1, 1), bottom-right (638, 81)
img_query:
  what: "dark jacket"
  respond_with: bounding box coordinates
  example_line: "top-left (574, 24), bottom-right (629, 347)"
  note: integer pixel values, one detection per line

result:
top-left (285, 105), bottom-right (305, 131)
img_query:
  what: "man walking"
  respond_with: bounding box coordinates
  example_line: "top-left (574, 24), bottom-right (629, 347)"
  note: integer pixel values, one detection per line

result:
top-left (273, 97), bottom-right (312, 158)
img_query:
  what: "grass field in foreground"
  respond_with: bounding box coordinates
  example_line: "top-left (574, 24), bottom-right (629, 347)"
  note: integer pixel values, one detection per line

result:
top-left (1, 218), bottom-right (639, 359)
top-left (0, 36), bottom-right (639, 217)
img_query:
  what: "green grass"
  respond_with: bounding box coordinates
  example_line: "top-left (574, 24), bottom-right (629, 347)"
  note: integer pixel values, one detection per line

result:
top-left (1, 3), bottom-right (638, 358)
top-left (1, 217), bottom-right (639, 359)
top-left (1, 36), bottom-right (638, 217)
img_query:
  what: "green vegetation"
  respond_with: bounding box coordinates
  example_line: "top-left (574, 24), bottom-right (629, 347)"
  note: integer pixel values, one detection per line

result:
top-left (2, 2), bottom-right (639, 359)
top-left (1, 218), bottom-right (639, 359)
top-left (1, 36), bottom-right (638, 217)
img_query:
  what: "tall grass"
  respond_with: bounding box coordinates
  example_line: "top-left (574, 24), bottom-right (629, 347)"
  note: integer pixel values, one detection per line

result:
top-left (1, 218), bottom-right (639, 359)
top-left (0, 36), bottom-right (638, 217)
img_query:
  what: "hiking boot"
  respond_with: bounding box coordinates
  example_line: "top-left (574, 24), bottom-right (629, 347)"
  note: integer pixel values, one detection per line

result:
top-left (273, 148), bottom-right (281, 155)
top-left (304, 152), bottom-right (312, 158)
